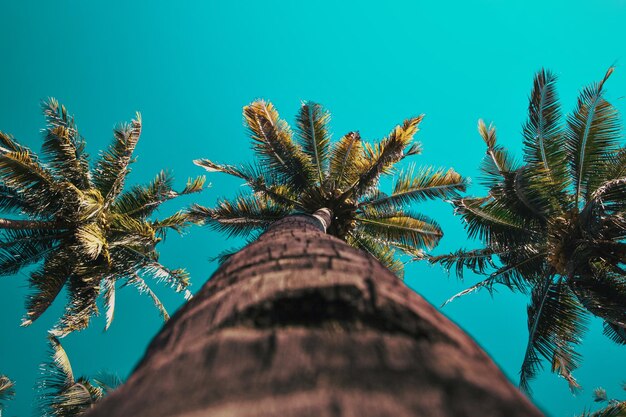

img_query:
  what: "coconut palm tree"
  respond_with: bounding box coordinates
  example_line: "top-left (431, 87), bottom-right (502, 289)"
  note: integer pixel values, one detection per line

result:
top-left (192, 100), bottom-right (467, 277)
top-left (36, 335), bottom-right (122, 417)
top-left (431, 68), bottom-right (626, 393)
top-left (0, 375), bottom-right (15, 416)
top-left (0, 99), bottom-right (205, 336)
top-left (84, 213), bottom-right (543, 417)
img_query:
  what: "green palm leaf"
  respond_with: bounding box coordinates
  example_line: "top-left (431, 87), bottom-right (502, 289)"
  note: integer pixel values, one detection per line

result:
top-left (566, 67), bottom-right (620, 206)
top-left (243, 100), bottom-right (315, 190)
top-left (296, 101), bottom-right (331, 184)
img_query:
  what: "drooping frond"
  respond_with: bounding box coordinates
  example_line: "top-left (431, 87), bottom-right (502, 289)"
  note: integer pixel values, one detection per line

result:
top-left (124, 274), bottom-right (170, 321)
top-left (453, 197), bottom-right (535, 248)
top-left (243, 100), bottom-right (315, 190)
top-left (429, 247), bottom-right (497, 280)
top-left (23, 250), bottom-right (71, 326)
top-left (360, 165), bottom-right (467, 209)
top-left (0, 150), bottom-right (63, 214)
top-left (348, 231), bottom-right (405, 278)
top-left (519, 280), bottom-right (588, 395)
top-left (193, 159), bottom-right (299, 207)
top-left (522, 69), bottom-right (569, 194)
top-left (356, 208), bottom-right (443, 250)
top-left (570, 272), bottom-right (626, 333)
top-left (565, 67), bottom-right (620, 206)
top-left (37, 336), bottom-right (106, 417)
top-left (350, 116), bottom-right (423, 198)
top-left (101, 277), bottom-right (116, 331)
top-left (192, 195), bottom-right (291, 238)
top-left (52, 279), bottom-right (100, 337)
top-left (93, 114), bottom-right (142, 202)
top-left (328, 131), bottom-right (364, 189)
top-left (41, 98), bottom-right (91, 190)
top-left (295, 101), bottom-right (331, 183)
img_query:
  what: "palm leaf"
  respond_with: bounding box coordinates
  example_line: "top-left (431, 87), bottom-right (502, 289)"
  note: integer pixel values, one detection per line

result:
top-left (565, 67), bottom-right (620, 206)
top-left (41, 98), bottom-right (91, 190)
top-left (356, 209), bottom-right (443, 250)
top-left (193, 194), bottom-right (291, 238)
top-left (519, 279), bottom-right (588, 395)
top-left (347, 231), bottom-right (405, 278)
top-left (328, 131), bottom-right (364, 189)
top-left (0, 375), bottom-right (15, 412)
top-left (243, 100), bottom-right (315, 190)
top-left (295, 101), bottom-right (331, 183)
top-left (350, 116), bottom-right (423, 198)
top-left (522, 69), bottom-right (569, 193)
top-left (360, 165), bottom-right (467, 209)
top-left (93, 113), bottom-right (142, 203)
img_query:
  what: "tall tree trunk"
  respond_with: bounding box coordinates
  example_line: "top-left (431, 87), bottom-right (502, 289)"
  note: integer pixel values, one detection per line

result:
top-left (86, 214), bottom-right (543, 417)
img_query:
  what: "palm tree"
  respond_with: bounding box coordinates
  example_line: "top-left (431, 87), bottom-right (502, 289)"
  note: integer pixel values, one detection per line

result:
top-left (85, 213), bottom-right (543, 417)
top-left (578, 386), bottom-right (626, 417)
top-left (0, 375), bottom-right (15, 416)
top-left (36, 335), bottom-right (122, 417)
top-left (431, 68), bottom-right (626, 393)
top-left (192, 100), bottom-right (467, 276)
top-left (0, 99), bottom-right (205, 336)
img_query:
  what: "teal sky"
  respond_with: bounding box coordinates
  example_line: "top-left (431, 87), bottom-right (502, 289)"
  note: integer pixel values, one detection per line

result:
top-left (1, 1), bottom-right (625, 416)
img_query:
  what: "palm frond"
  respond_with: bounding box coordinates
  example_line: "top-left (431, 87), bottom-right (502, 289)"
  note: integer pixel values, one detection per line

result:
top-left (193, 194), bottom-right (291, 238)
top-left (243, 100), bottom-right (315, 190)
top-left (124, 274), bottom-right (170, 321)
top-left (0, 375), bottom-right (15, 412)
top-left (519, 280), bottom-right (588, 395)
top-left (23, 251), bottom-right (70, 326)
top-left (101, 277), bottom-right (116, 331)
top-left (522, 70), bottom-right (569, 194)
top-left (328, 131), bottom-right (364, 189)
top-left (350, 116), bottom-right (423, 198)
top-left (477, 119), bottom-right (518, 186)
top-left (348, 231), bottom-right (405, 278)
top-left (356, 208), bottom-right (443, 250)
top-left (41, 98), bottom-right (91, 190)
top-left (295, 101), bottom-right (331, 184)
top-left (93, 113), bottom-right (142, 203)
top-left (565, 67), bottom-right (620, 206)
top-left (360, 165), bottom-right (467, 209)
top-left (452, 197), bottom-right (536, 248)
top-left (0, 150), bottom-right (63, 214)
top-left (429, 247), bottom-right (497, 280)
top-left (92, 372), bottom-right (122, 395)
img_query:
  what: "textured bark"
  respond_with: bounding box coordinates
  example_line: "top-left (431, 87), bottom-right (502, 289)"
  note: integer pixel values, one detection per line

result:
top-left (87, 215), bottom-right (543, 417)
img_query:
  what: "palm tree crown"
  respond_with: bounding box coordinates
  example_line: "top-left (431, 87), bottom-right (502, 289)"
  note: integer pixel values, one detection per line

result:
top-left (0, 99), bottom-right (205, 336)
top-left (36, 335), bottom-right (121, 417)
top-left (193, 100), bottom-right (467, 277)
top-left (432, 68), bottom-right (626, 393)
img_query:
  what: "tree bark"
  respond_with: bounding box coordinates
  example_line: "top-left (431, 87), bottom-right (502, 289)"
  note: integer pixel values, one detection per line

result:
top-left (86, 214), bottom-right (543, 417)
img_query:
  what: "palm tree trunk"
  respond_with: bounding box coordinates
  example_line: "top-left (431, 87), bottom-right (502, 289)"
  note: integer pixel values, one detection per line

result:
top-left (86, 214), bottom-right (543, 417)
top-left (0, 218), bottom-right (62, 230)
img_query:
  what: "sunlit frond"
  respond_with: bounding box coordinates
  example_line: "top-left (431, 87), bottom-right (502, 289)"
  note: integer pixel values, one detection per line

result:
top-left (360, 165), bottom-right (466, 209)
top-left (328, 131), bottom-right (364, 189)
top-left (41, 98), bottom-right (91, 190)
top-left (0, 375), bottom-right (15, 412)
top-left (356, 209), bottom-right (443, 250)
top-left (295, 101), bottom-right (331, 183)
top-left (93, 113), bottom-right (142, 202)
top-left (243, 100), bottom-right (315, 190)
top-left (351, 116), bottom-right (423, 198)
top-left (348, 231), bottom-right (405, 278)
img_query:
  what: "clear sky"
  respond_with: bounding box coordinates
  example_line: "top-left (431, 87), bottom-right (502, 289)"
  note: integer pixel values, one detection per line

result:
top-left (0, 1), bottom-right (625, 416)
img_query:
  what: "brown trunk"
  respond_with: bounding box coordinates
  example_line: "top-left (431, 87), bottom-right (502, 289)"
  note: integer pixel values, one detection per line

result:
top-left (86, 214), bottom-right (543, 417)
